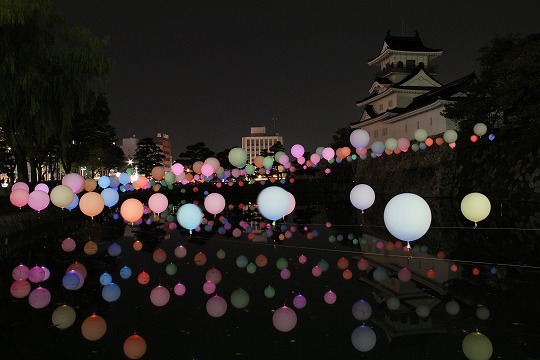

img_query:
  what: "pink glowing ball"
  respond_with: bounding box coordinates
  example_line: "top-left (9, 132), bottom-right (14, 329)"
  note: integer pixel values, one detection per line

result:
top-left (148, 193), bottom-right (168, 214)
top-left (311, 265), bottom-right (322, 277)
top-left (310, 153), bottom-right (321, 165)
top-left (205, 268), bottom-right (222, 284)
top-left (41, 266), bottom-right (50, 281)
top-left (171, 162), bottom-right (184, 175)
top-left (124, 334), bottom-right (147, 360)
top-left (357, 258), bottom-right (370, 271)
top-left (203, 280), bottom-right (216, 295)
top-left (201, 163), bottom-right (214, 177)
top-left (10, 188), bottom-right (29, 208)
top-left (62, 173), bottom-right (85, 194)
top-left (12, 182), bottom-right (29, 192)
top-left (293, 294), bottom-right (307, 309)
top-left (322, 147), bottom-right (335, 161)
top-left (324, 290), bottom-right (337, 305)
top-left (398, 267), bottom-right (412, 282)
top-left (61, 237), bottom-right (76, 252)
top-left (174, 245), bottom-right (187, 258)
top-left (10, 279), bottom-right (31, 298)
top-left (12, 264), bottom-right (30, 280)
top-left (174, 282), bottom-right (187, 296)
top-left (34, 183), bottom-right (49, 193)
top-left (290, 144), bottom-right (305, 158)
top-left (204, 193), bottom-right (226, 215)
top-left (29, 287), bottom-right (51, 309)
top-left (273, 306), bottom-right (297, 332)
top-left (298, 254), bottom-right (307, 264)
top-left (280, 268), bottom-right (291, 280)
top-left (28, 265), bottom-right (46, 283)
top-left (206, 295), bottom-right (228, 317)
top-left (28, 190), bottom-right (50, 211)
top-left (150, 285), bottom-right (170, 307)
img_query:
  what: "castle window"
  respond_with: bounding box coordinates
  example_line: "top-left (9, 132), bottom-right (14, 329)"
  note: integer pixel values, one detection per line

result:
top-left (374, 130), bottom-right (379, 138)
top-left (405, 124), bottom-right (408, 133)
top-left (382, 128), bottom-right (388, 136)
top-left (379, 104), bottom-right (383, 111)
top-left (388, 100), bottom-right (393, 108)
top-left (417, 121), bottom-right (420, 129)
top-left (406, 60), bottom-right (415, 69)
top-left (430, 117), bottom-right (433, 126)
top-left (397, 61), bottom-right (403, 68)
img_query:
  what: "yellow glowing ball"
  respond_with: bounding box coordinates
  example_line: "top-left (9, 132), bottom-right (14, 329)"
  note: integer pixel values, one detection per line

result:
top-left (460, 192), bottom-right (491, 224)
top-left (462, 331), bottom-right (493, 360)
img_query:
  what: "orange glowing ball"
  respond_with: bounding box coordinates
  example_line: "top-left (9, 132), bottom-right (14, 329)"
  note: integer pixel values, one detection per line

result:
top-left (83, 241), bottom-right (98, 255)
top-left (123, 334), bottom-right (147, 359)
top-left (425, 138), bottom-right (434, 146)
top-left (152, 248), bottom-right (166, 263)
top-left (437, 251), bottom-right (446, 259)
top-left (337, 257), bottom-right (349, 270)
top-left (255, 254), bottom-right (268, 267)
top-left (136, 176), bottom-right (149, 189)
top-left (342, 269), bottom-right (353, 280)
top-left (435, 137), bottom-right (444, 146)
top-left (81, 314), bottom-right (107, 341)
top-left (67, 262), bottom-right (87, 279)
top-left (133, 240), bottom-right (143, 251)
top-left (83, 178), bottom-right (97, 192)
top-left (470, 135), bottom-right (479, 143)
top-left (137, 271), bottom-right (150, 285)
top-left (79, 192), bottom-right (105, 218)
top-left (151, 166), bottom-right (165, 180)
top-left (472, 267), bottom-right (480, 276)
top-left (120, 198), bottom-right (144, 223)
top-left (427, 269), bottom-right (436, 279)
top-left (194, 252), bottom-right (207, 266)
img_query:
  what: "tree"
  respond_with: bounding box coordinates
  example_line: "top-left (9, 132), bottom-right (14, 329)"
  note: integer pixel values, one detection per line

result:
top-left (134, 138), bottom-right (164, 177)
top-left (329, 127), bottom-right (351, 149)
top-left (176, 142), bottom-right (215, 168)
top-left (443, 34), bottom-right (540, 142)
top-left (0, 1), bottom-right (112, 182)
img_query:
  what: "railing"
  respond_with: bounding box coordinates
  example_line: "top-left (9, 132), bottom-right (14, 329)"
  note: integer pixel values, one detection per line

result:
top-left (376, 65), bottom-right (438, 78)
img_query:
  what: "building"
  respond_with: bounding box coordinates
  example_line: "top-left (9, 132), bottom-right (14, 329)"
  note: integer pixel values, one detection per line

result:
top-left (241, 126), bottom-right (284, 164)
top-left (121, 135), bottom-right (138, 160)
top-left (154, 133), bottom-right (172, 170)
top-left (350, 31), bottom-right (475, 145)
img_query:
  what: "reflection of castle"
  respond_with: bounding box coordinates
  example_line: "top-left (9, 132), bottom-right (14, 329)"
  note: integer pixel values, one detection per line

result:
top-left (356, 234), bottom-right (455, 339)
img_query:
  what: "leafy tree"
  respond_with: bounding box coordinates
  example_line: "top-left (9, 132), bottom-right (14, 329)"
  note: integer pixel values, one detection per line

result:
top-left (215, 148), bottom-right (231, 169)
top-left (443, 34), bottom-right (540, 143)
top-left (176, 142), bottom-right (215, 168)
top-left (134, 138), bottom-right (164, 176)
top-left (329, 127), bottom-right (351, 148)
top-left (0, 1), bottom-right (112, 182)
top-left (0, 130), bottom-right (16, 183)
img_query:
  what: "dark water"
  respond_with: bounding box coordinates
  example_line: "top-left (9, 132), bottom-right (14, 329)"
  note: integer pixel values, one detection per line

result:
top-left (1, 190), bottom-right (539, 360)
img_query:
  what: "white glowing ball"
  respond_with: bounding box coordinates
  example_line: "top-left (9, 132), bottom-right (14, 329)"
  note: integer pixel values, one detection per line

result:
top-left (351, 325), bottom-right (377, 352)
top-left (443, 129), bottom-right (458, 143)
top-left (414, 128), bottom-right (428, 142)
top-left (386, 296), bottom-right (400, 311)
top-left (293, 294), bottom-right (307, 309)
top-left (150, 285), bottom-right (170, 307)
top-left (352, 299), bottom-right (372, 321)
top-left (272, 306), bottom-right (297, 332)
top-left (462, 332), bottom-right (493, 360)
top-left (473, 123), bottom-right (488, 136)
top-left (52, 304), bottom-right (76, 329)
top-left (461, 193), bottom-right (491, 224)
top-left (446, 300), bottom-right (461, 315)
top-left (230, 288), bottom-right (250, 309)
top-left (350, 129), bottom-right (370, 149)
top-left (476, 305), bottom-right (490, 320)
top-left (256, 186), bottom-right (293, 221)
top-left (416, 304), bottom-right (430, 318)
top-left (384, 193), bottom-right (431, 242)
top-left (324, 290), bottom-right (337, 305)
top-left (349, 184), bottom-right (375, 211)
top-left (206, 295), bottom-right (227, 317)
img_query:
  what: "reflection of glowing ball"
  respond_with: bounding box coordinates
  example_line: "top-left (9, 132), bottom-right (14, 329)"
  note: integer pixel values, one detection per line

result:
top-left (293, 294), bottom-right (307, 309)
top-left (29, 287), bottom-right (51, 309)
top-left (446, 300), bottom-right (460, 315)
top-left (398, 267), bottom-right (412, 282)
top-left (102, 283), bottom-right (121, 302)
top-left (324, 290), bottom-right (337, 304)
top-left (84, 240), bottom-right (98, 255)
top-left (150, 285), bottom-right (170, 307)
top-left (386, 296), bottom-right (400, 311)
top-left (230, 288), bottom-right (250, 309)
top-left (272, 306), bottom-right (297, 332)
top-left (137, 271), bottom-right (150, 285)
top-left (416, 304), bottom-right (430, 318)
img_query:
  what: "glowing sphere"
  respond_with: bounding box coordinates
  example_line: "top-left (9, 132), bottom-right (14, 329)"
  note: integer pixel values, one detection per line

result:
top-left (384, 193), bottom-right (431, 242)
top-left (414, 128), bottom-right (428, 142)
top-left (446, 300), bottom-right (460, 315)
top-left (171, 162), bottom-right (184, 175)
top-left (12, 264), bottom-right (29, 280)
top-left (228, 147), bottom-right (247, 168)
top-left (257, 186), bottom-right (293, 221)
top-left (62, 173), bottom-right (84, 193)
top-left (151, 166), bottom-right (165, 180)
top-left (276, 257), bottom-right (288, 270)
top-left (28, 190), bottom-right (50, 211)
top-left (12, 181), bottom-right (29, 192)
top-left (150, 285), bottom-right (170, 307)
top-left (148, 193), bottom-right (168, 214)
top-left (311, 265), bottom-right (322, 277)
top-left (290, 144), bottom-right (305, 158)
top-left (322, 147), bottom-right (335, 160)
top-left (349, 184), bottom-right (375, 211)
top-left (123, 334), bottom-right (147, 359)
top-left (352, 299), bottom-right (372, 321)
top-left (84, 240), bottom-right (98, 255)
top-left (371, 141), bottom-right (385, 155)
top-left (79, 192), bottom-right (105, 218)
top-left (416, 304), bottom-right (430, 318)
top-left (133, 240), bottom-right (143, 251)
top-left (29, 286), bottom-right (51, 309)
top-left (395, 268), bottom-right (411, 283)
top-left (174, 245), bottom-right (187, 258)
top-left (61, 237), bottom-right (76, 252)
top-left (194, 251), bottom-right (207, 266)
top-left (273, 306), bottom-right (297, 332)
top-left (81, 314), bottom-right (107, 341)
top-left (384, 137), bottom-right (398, 151)
top-left (280, 268), bottom-right (291, 280)
top-left (324, 290), bottom-right (337, 305)
top-left (264, 285), bottom-right (276, 298)
top-left (177, 203), bottom-right (203, 230)
top-left (97, 176), bottom-right (110, 189)
top-left (298, 254), bottom-right (307, 264)
top-left (443, 129), bottom-right (458, 143)
top-left (10, 279), bottom-right (31, 298)
top-left (351, 325), bottom-right (377, 352)
top-left (120, 198), bottom-right (144, 223)
top-left (255, 254), bottom-right (268, 267)
top-left (350, 129), bottom-right (370, 149)
top-left (206, 295), bottom-right (227, 317)
top-left (101, 188), bottom-right (119, 208)
top-left (152, 248), bottom-right (167, 263)
top-left (28, 265), bottom-right (46, 283)
top-left (476, 305), bottom-right (490, 320)
top-left (357, 258), bottom-right (369, 271)
top-left (473, 122), bottom-right (488, 137)
top-left (174, 282), bottom-right (186, 296)
top-left (461, 193), bottom-right (491, 224)
top-left (204, 193), bottom-right (226, 215)
top-left (236, 255), bottom-right (249, 268)
top-left (386, 296), bottom-right (400, 311)
top-left (462, 332), bottom-right (493, 360)
top-left (337, 257), bottom-right (349, 270)
top-left (120, 266), bottom-right (132, 279)
top-left (165, 263), bottom-right (178, 275)
top-left (373, 266), bottom-right (388, 282)
top-left (10, 188), bottom-right (29, 208)
top-left (230, 288), bottom-right (250, 309)
top-left (50, 185), bottom-right (75, 209)
top-left (102, 283), bottom-right (121, 302)
top-left (203, 280), bottom-right (216, 295)
top-left (108, 242), bottom-right (122, 257)
top-left (52, 305), bottom-right (76, 329)
top-left (206, 268), bottom-right (222, 284)
top-left (397, 137), bottom-right (410, 151)
top-left (246, 262), bottom-right (257, 274)
top-left (293, 294), bottom-right (307, 309)
top-left (99, 272), bottom-right (112, 286)
top-left (62, 271), bottom-right (81, 290)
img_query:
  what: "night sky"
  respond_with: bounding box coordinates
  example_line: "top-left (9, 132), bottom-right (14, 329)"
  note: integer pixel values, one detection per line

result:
top-left (53, 0), bottom-right (539, 157)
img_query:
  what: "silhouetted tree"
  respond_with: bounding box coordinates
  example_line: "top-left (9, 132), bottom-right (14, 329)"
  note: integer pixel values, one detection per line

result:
top-left (176, 142), bottom-right (215, 168)
top-left (134, 138), bottom-right (164, 176)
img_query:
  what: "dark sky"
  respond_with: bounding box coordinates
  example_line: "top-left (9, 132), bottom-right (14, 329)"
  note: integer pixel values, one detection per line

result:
top-left (53, 0), bottom-right (539, 157)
